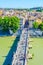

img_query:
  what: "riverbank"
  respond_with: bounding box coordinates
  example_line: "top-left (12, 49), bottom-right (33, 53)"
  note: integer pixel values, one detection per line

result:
top-left (0, 36), bottom-right (16, 65)
top-left (27, 37), bottom-right (43, 65)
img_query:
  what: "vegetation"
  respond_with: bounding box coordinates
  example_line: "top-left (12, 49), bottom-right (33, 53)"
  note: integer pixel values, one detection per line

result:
top-left (33, 21), bottom-right (43, 31)
top-left (33, 22), bottom-right (39, 29)
top-left (39, 22), bottom-right (43, 31)
top-left (36, 9), bottom-right (42, 12)
top-left (27, 38), bottom-right (43, 65)
top-left (0, 16), bottom-right (20, 33)
top-left (0, 36), bottom-right (15, 65)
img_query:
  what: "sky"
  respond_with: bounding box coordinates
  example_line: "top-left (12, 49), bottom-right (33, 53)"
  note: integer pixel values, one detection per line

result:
top-left (0, 0), bottom-right (43, 8)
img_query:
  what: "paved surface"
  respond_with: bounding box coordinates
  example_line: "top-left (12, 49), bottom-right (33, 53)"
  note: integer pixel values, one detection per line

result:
top-left (12, 28), bottom-right (28, 65)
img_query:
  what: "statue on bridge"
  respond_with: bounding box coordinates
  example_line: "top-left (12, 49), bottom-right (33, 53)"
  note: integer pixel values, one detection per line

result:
top-left (24, 19), bottom-right (29, 28)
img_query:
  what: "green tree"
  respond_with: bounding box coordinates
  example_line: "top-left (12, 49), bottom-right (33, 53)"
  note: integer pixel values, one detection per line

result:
top-left (0, 16), bottom-right (20, 33)
top-left (39, 22), bottom-right (43, 36)
top-left (39, 22), bottom-right (43, 31)
top-left (0, 17), bottom-right (2, 26)
top-left (2, 16), bottom-right (20, 32)
top-left (2, 16), bottom-right (10, 31)
top-left (9, 16), bottom-right (20, 32)
top-left (33, 21), bottom-right (39, 29)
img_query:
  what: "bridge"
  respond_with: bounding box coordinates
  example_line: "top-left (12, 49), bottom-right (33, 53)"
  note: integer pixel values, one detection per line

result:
top-left (12, 28), bottom-right (29, 65)
top-left (17, 14), bottom-right (28, 25)
top-left (12, 15), bottom-right (29, 65)
top-left (17, 15), bottom-right (33, 29)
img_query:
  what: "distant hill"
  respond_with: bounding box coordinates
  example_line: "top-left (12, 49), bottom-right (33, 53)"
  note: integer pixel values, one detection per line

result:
top-left (29, 7), bottom-right (43, 12)
top-left (30, 7), bottom-right (43, 10)
top-left (0, 7), bottom-right (43, 12)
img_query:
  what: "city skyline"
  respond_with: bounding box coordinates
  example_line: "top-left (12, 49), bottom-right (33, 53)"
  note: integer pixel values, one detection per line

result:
top-left (0, 0), bottom-right (43, 8)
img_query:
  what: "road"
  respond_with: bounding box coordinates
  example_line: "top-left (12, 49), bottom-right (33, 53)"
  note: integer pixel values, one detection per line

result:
top-left (12, 28), bottom-right (28, 65)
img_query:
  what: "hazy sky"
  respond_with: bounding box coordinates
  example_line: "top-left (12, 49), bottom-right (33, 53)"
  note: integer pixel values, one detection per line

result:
top-left (0, 0), bottom-right (43, 8)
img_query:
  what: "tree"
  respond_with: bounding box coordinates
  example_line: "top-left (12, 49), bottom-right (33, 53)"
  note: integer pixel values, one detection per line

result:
top-left (33, 22), bottom-right (39, 29)
top-left (36, 10), bottom-right (42, 12)
top-left (9, 16), bottom-right (20, 32)
top-left (2, 16), bottom-right (10, 32)
top-left (0, 16), bottom-right (20, 33)
top-left (39, 22), bottom-right (43, 36)
top-left (0, 17), bottom-right (2, 26)
top-left (39, 22), bottom-right (43, 30)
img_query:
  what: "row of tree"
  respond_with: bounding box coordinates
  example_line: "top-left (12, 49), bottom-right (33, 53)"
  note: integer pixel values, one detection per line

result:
top-left (0, 16), bottom-right (20, 33)
top-left (33, 21), bottom-right (43, 31)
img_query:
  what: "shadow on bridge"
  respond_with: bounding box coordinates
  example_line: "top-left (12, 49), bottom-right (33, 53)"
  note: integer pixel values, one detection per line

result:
top-left (3, 35), bottom-right (21, 65)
